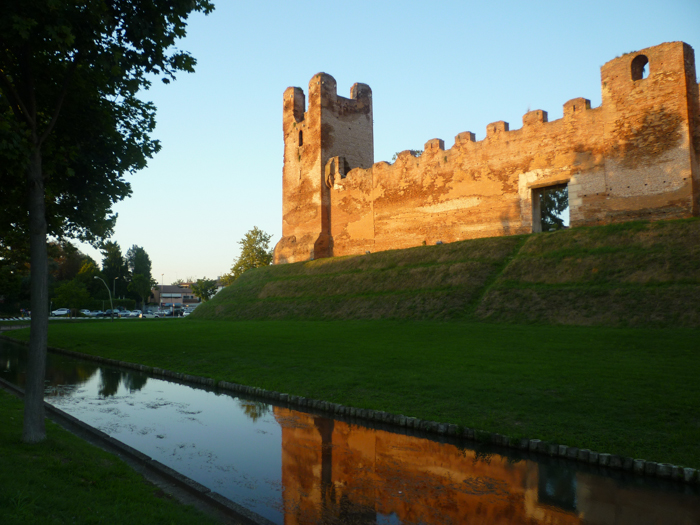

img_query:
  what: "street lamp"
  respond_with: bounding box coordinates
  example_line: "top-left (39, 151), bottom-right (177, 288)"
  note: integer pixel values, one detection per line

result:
top-left (113, 276), bottom-right (120, 317)
top-left (94, 276), bottom-right (114, 322)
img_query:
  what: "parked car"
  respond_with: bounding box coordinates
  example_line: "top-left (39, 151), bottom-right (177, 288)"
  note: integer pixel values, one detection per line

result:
top-left (79, 309), bottom-right (91, 316)
top-left (139, 312), bottom-right (156, 319)
top-left (164, 309), bottom-right (184, 317)
top-left (128, 310), bottom-right (141, 317)
top-left (51, 308), bottom-right (70, 316)
top-left (88, 310), bottom-right (104, 317)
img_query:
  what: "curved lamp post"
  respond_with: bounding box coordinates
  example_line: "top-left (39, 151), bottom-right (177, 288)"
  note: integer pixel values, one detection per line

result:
top-left (94, 276), bottom-right (114, 322)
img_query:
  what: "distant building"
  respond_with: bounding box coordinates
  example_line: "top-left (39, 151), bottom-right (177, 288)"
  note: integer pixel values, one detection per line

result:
top-left (150, 285), bottom-right (200, 307)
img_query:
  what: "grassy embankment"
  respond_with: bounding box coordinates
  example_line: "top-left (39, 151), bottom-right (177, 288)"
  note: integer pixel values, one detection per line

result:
top-left (194, 217), bottom-right (700, 326)
top-left (6, 218), bottom-right (700, 469)
top-left (0, 389), bottom-right (217, 525)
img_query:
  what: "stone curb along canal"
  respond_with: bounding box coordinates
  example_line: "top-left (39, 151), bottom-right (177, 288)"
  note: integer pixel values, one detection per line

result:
top-left (4, 335), bottom-right (698, 487)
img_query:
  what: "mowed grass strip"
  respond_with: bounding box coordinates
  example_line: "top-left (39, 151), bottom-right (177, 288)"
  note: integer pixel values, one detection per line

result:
top-left (0, 389), bottom-right (218, 525)
top-left (9, 319), bottom-right (700, 469)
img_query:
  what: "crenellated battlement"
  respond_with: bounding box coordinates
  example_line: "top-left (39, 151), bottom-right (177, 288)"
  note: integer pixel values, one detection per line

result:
top-left (275, 41), bottom-right (700, 264)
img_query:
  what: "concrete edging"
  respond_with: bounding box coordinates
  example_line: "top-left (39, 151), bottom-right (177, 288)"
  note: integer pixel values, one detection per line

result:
top-left (3, 336), bottom-right (698, 486)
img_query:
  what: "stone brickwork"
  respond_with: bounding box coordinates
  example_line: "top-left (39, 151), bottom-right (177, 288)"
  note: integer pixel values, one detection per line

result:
top-left (274, 42), bottom-right (700, 264)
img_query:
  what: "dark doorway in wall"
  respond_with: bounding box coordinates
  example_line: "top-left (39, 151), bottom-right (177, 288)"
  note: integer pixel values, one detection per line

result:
top-left (533, 183), bottom-right (569, 233)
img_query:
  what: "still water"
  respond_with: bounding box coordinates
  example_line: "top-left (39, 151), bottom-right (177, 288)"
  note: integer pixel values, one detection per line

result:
top-left (1, 339), bottom-right (699, 525)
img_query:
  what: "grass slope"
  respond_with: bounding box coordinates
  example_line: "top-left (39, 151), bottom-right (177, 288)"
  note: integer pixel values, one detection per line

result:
top-left (8, 319), bottom-right (700, 469)
top-left (194, 218), bottom-right (700, 327)
top-left (0, 389), bottom-right (217, 525)
top-left (194, 235), bottom-right (526, 321)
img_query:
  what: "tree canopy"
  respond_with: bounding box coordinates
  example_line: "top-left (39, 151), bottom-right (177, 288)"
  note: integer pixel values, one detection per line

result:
top-left (540, 185), bottom-right (569, 232)
top-left (126, 245), bottom-right (153, 280)
top-left (125, 245), bottom-right (155, 307)
top-left (100, 241), bottom-right (129, 297)
top-left (191, 277), bottom-right (217, 302)
top-left (222, 227), bottom-right (273, 285)
top-left (0, 0), bottom-right (214, 443)
top-left (53, 280), bottom-right (90, 317)
top-left (128, 273), bottom-right (157, 309)
top-left (391, 149), bottom-right (422, 162)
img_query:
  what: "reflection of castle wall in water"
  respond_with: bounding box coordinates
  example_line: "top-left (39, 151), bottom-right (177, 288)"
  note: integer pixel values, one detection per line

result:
top-left (274, 407), bottom-right (700, 524)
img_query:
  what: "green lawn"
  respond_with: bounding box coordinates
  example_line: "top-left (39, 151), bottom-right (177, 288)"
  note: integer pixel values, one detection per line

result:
top-left (0, 388), bottom-right (219, 525)
top-left (7, 318), bottom-right (700, 469)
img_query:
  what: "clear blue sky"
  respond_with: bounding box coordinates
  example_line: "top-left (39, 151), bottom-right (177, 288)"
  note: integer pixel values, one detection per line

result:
top-left (75, 0), bottom-right (700, 284)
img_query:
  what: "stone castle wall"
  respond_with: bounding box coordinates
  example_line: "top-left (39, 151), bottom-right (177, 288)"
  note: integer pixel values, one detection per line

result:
top-left (275, 42), bottom-right (700, 264)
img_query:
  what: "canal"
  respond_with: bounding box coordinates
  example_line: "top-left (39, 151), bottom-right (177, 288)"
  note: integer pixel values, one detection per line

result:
top-left (1, 339), bottom-right (698, 524)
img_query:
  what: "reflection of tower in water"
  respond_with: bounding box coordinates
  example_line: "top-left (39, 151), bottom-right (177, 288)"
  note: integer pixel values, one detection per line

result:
top-left (314, 418), bottom-right (334, 505)
top-left (312, 417), bottom-right (377, 524)
top-left (276, 407), bottom-right (700, 525)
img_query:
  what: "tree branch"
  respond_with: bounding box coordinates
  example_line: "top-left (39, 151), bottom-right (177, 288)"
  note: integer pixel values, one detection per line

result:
top-left (19, 42), bottom-right (38, 137)
top-left (0, 66), bottom-right (34, 128)
top-left (38, 54), bottom-right (80, 147)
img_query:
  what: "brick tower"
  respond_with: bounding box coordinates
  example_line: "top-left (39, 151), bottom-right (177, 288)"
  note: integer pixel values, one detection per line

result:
top-left (273, 73), bottom-right (373, 264)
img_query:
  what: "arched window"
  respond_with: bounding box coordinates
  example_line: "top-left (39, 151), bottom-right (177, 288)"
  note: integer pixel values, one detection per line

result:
top-left (631, 55), bottom-right (649, 81)
top-left (298, 130), bottom-right (303, 146)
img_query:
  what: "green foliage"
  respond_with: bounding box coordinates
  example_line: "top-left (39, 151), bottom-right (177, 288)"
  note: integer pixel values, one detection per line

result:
top-left (190, 277), bottom-right (217, 302)
top-left (0, 243), bottom-right (29, 313)
top-left (391, 149), bottom-right (423, 162)
top-left (125, 245), bottom-right (153, 281)
top-left (74, 259), bottom-right (104, 298)
top-left (1, 239), bottom-right (100, 314)
top-left (227, 227), bottom-right (273, 283)
top-left (125, 245), bottom-right (155, 304)
top-left (0, 0), bottom-right (215, 245)
top-left (219, 273), bottom-right (236, 286)
top-left (100, 241), bottom-right (129, 297)
top-left (52, 280), bottom-right (90, 315)
top-left (0, 0), bottom-right (214, 443)
top-left (48, 241), bottom-right (95, 283)
top-left (128, 274), bottom-right (157, 309)
top-left (539, 185), bottom-right (568, 232)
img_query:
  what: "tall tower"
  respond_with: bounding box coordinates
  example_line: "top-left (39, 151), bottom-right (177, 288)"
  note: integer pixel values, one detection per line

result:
top-left (274, 73), bottom-right (373, 264)
top-left (600, 42), bottom-right (700, 221)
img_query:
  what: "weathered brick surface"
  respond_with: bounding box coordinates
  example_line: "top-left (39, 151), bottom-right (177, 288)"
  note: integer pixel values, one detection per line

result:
top-left (275, 42), bottom-right (700, 264)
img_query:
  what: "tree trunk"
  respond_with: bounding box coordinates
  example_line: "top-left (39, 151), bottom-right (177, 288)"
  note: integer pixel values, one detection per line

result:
top-left (23, 146), bottom-right (48, 443)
